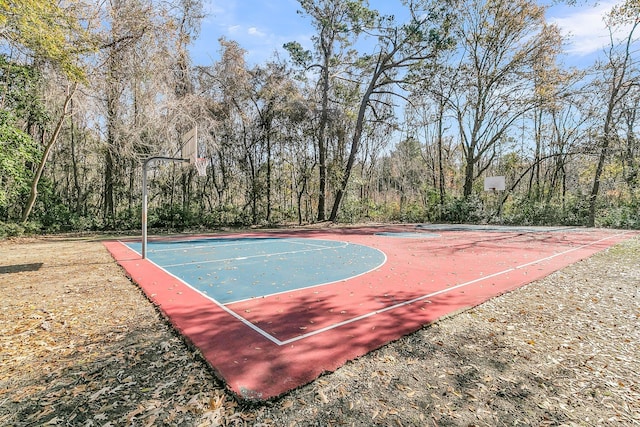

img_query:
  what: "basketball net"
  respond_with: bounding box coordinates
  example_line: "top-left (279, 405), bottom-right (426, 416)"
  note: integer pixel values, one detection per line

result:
top-left (194, 157), bottom-right (208, 177)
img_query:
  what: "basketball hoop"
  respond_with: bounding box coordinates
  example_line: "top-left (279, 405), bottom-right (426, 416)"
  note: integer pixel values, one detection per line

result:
top-left (194, 157), bottom-right (208, 177)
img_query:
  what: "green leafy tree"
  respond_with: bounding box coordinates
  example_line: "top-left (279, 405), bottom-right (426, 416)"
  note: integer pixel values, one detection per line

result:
top-left (0, 111), bottom-right (38, 219)
top-left (0, 55), bottom-right (48, 221)
top-left (0, 54), bottom-right (48, 127)
top-left (1, 1), bottom-right (96, 223)
top-left (285, 0), bottom-right (376, 221)
top-left (0, 0), bottom-right (92, 80)
top-left (21, 82), bottom-right (76, 223)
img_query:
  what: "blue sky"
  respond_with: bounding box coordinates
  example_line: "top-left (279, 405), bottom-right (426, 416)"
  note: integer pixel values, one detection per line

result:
top-left (189, 0), bottom-right (630, 68)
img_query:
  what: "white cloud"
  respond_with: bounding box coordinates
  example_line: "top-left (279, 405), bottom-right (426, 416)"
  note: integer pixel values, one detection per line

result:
top-left (202, 0), bottom-right (236, 24)
top-left (247, 27), bottom-right (266, 37)
top-left (549, 0), bottom-right (633, 56)
top-left (191, 0), bottom-right (312, 66)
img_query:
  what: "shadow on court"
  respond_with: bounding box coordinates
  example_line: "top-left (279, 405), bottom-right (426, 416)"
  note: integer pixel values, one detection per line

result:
top-left (104, 224), bottom-right (636, 400)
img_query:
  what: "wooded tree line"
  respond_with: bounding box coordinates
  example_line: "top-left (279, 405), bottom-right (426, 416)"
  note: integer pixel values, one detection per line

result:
top-left (0, 0), bottom-right (638, 235)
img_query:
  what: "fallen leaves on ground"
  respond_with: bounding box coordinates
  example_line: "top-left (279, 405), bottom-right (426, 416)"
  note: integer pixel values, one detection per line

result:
top-left (1, 234), bottom-right (639, 426)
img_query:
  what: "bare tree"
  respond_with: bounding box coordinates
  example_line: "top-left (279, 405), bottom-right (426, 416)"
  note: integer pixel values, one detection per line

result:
top-left (328, 0), bottom-right (456, 221)
top-left (451, 0), bottom-right (562, 198)
top-left (587, 2), bottom-right (639, 226)
top-left (620, 90), bottom-right (639, 204)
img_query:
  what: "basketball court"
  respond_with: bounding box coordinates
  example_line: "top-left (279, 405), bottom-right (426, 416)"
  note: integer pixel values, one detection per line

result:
top-left (104, 224), bottom-right (636, 400)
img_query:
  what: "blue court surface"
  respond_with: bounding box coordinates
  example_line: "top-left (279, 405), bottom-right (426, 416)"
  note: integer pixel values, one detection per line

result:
top-left (125, 237), bottom-right (386, 304)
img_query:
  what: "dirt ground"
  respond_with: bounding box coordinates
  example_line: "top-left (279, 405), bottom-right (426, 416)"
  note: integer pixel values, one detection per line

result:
top-left (1, 230), bottom-right (639, 426)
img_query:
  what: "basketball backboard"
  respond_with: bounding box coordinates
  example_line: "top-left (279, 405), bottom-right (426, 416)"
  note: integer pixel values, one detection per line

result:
top-left (181, 126), bottom-right (198, 164)
top-left (484, 176), bottom-right (505, 191)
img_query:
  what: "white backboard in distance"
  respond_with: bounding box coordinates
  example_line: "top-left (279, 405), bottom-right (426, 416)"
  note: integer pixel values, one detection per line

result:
top-left (484, 176), bottom-right (505, 191)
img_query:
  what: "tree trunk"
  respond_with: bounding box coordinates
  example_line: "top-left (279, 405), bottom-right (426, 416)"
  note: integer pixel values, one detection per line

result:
top-left (462, 152), bottom-right (475, 197)
top-left (316, 63), bottom-right (330, 222)
top-left (437, 103), bottom-right (446, 209)
top-left (587, 135), bottom-right (610, 227)
top-left (69, 97), bottom-right (83, 215)
top-left (265, 121), bottom-right (272, 222)
top-left (103, 148), bottom-right (115, 224)
top-left (22, 83), bottom-right (77, 223)
top-left (329, 79), bottom-right (374, 221)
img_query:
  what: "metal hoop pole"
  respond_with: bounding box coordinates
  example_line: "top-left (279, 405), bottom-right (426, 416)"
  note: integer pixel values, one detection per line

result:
top-left (142, 159), bottom-right (149, 259)
top-left (141, 156), bottom-right (189, 259)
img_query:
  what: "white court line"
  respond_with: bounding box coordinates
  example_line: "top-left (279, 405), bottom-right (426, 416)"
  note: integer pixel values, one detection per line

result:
top-left (272, 229), bottom-right (634, 345)
top-left (286, 239), bottom-right (344, 249)
top-left (144, 237), bottom-right (347, 253)
top-left (225, 249), bottom-right (387, 305)
top-left (162, 241), bottom-right (350, 268)
top-left (119, 240), bottom-right (285, 344)
top-left (119, 237), bottom-right (375, 346)
top-left (121, 230), bottom-right (633, 347)
top-left (144, 237), bottom-right (296, 253)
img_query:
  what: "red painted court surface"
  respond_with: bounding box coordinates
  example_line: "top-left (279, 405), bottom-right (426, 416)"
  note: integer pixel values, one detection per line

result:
top-left (104, 224), bottom-right (636, 400)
